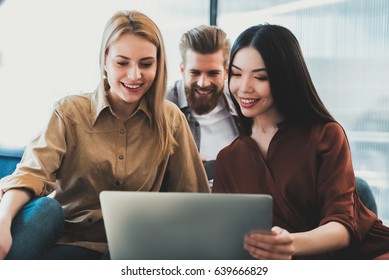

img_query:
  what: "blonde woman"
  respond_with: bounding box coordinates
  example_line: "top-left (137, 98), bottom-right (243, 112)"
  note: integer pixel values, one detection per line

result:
top-left (0, 10), bottom-right (209, 260)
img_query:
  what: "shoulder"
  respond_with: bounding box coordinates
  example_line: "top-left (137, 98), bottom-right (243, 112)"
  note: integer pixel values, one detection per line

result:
top-left (55, 92), bottom-right (92, 113)
top-left (217, 136), bottom-right (247, 160)
top-left (312, 122), bottom-right (346, 141)
top-left (163, 99), bottom-right (186, 127)
top-left (164, 98), bottom-right (182, 114)
top-left (215, 137), bottom-right (247, 177)
top-left (222, 88), bottom-right (238, 117)
top-left (53, 92), bottom-right (94, 125)
top-left (316, 121), bottom-right (344, 133)
top-left (165, 80), bottom-right (180, 104)
top-left (311, 122), bottom-right (348, 152)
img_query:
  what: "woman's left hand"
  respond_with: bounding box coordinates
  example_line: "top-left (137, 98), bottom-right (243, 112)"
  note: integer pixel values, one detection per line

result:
top-left (244, 226), bottom-right (295, 259)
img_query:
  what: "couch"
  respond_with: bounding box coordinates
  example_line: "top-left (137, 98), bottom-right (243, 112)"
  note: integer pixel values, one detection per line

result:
top-left (0, 145), bottom-right (25, 179)
top-left (0, 145), bottom-right (378, 215)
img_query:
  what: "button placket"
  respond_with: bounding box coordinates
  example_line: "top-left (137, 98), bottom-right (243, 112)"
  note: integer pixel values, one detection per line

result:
top-left (115, 123), bottom-right (127, 187)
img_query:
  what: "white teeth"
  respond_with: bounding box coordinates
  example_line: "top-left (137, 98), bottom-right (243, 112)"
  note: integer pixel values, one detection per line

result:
top-left (123, 83), bottom-right (140, 89)
top-left (241, 98), bottom-right (257, 104)
top-left (196, 89), bottom-right (211, 95)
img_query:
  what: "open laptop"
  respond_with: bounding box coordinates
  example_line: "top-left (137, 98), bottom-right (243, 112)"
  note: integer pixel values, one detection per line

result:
top-left (100, 191), bottom-right (272, 260)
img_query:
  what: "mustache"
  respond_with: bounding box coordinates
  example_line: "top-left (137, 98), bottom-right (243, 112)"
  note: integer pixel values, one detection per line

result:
top-left (192, 85), bottom-right (216, 91)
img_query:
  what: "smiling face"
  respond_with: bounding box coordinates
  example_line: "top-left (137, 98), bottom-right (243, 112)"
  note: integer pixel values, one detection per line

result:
top-left (181, 49), bottom-right (227, 115)
top-left (229, 47), bottom-right (280, 121)
top-left (104, 33), bottom-right (157, 114)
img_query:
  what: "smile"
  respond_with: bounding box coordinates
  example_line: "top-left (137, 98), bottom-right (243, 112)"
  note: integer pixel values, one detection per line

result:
top-left (122, 82), bottom-right (141, 89)
top-left (195, 89), bottom-right (212, 95)
top-left (241, 98), bottom-right (259, 104)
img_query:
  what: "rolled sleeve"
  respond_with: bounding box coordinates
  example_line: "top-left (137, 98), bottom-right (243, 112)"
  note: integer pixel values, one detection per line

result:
top-left (0, 103), bottom-right (67, 197)
top-left (316, 123), bottom-right (364, 238)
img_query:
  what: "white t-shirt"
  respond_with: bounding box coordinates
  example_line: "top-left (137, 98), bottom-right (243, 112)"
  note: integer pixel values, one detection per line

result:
top-left (192, 98), bottom-right (239, 161)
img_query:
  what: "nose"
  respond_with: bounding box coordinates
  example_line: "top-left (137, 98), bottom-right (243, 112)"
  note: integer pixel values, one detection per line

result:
top-left (127, 66), bottom-right (141, 80)
top-left (197, 74), bottom-right (210, 88)
top-left (240, 75), bottom-right (254, 93)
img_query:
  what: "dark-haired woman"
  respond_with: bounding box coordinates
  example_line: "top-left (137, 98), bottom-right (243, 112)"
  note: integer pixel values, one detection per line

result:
top-left (213, 24), bottom-right (389, 260)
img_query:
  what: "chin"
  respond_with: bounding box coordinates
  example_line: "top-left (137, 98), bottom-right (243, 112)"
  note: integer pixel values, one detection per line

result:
top-left (241, 110), bottom-right (256, 118)
top-left (120, 95), bottom-right (142, 104)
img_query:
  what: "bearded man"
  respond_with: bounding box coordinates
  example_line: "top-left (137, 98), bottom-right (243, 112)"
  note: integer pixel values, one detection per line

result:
top-left (166, 25), bottom-right (241, 170)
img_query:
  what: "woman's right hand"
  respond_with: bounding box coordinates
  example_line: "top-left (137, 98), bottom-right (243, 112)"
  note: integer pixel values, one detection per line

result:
top-left (244, 226), bottom-right (295, 260)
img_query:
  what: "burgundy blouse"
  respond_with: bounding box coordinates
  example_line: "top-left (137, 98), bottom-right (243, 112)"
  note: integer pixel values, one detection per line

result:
top-left (213, 121), bottom-right (389, 259)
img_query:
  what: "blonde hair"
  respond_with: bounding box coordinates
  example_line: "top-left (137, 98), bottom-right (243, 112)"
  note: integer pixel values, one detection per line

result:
top-left (99, 10), bottom-right (175, 161)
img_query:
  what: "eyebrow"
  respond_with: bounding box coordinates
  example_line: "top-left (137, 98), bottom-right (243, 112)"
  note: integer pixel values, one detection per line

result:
top-left (189, 69), bottom-right (221, 73)
top-left (116, 55), bottom-right (129, 59)
top-left (115, 55), bottom-right (156, 60)
top-left (231, 64), bottom-right (267, 72)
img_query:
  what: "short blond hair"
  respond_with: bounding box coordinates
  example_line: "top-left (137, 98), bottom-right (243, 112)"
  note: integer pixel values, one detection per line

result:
top-left (179, 25), bottom-right (230, 67)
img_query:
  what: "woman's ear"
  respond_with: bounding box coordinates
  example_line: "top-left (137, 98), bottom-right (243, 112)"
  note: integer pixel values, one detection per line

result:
top-left (104, 58), bottom-right (107, 73)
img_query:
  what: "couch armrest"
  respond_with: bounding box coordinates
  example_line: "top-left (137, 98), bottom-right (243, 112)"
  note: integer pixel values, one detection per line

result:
top-left (0, 145), bottom-right (25, 178)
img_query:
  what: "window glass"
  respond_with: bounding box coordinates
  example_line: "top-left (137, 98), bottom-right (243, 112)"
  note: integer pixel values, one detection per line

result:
top-left (0, 0), bottom-right (208, 146)
top-left (219, 0), bottom-right (389, 224)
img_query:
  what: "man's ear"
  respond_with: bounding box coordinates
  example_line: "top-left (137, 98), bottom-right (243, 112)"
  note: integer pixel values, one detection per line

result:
top-left (180, 63), bottom-right (185, 75)
top-left (224, 65), bottom-right (228, 80)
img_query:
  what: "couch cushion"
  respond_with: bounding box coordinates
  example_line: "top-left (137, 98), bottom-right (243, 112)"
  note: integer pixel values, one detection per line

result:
top-left (0, 146), bottom-right (25, 178)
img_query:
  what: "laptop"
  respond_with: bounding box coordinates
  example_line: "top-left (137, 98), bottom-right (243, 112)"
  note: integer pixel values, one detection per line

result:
top-left (100, 191), bottom-right (272, 260)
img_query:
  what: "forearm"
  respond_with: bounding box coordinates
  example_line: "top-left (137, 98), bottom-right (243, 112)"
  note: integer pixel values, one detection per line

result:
top-left (292, 221), bottom-right (350, 256)
top-left (0, 189), bottom-right (32, 226)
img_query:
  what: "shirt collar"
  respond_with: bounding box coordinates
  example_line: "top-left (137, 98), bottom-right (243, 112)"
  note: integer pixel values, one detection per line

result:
top-left (91, 83), bottom-right (152, 126)
top-left (136, 98), bottom-right (153, 126)
top-left (222, 89), bottom-right (238, 117)
top-left (91, 85), bottom-right (110, 126)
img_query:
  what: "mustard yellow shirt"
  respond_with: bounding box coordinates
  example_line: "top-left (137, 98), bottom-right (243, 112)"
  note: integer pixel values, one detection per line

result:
top-left (0, 87), bottom-right (210, 252)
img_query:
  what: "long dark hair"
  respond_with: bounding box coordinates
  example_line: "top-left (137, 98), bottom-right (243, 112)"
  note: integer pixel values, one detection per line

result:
top-left (228, 24), bottom-right (336, 135)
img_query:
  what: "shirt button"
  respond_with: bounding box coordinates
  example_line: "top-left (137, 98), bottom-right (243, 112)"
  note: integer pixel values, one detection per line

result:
top-left (120, 129), bottom-right (124, 134)
top-left (195, 122), bottom-right (199, 127)
top-left (118, 155), bottom-right (124, 160)
top-left (115, 181), bottom-right (120, 186)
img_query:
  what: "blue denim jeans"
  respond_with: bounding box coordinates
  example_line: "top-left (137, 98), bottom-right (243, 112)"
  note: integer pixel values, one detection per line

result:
top-left (5, 196), bottom-right (64, 259)
top-left (6, 196), bottom-right (107, 260)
